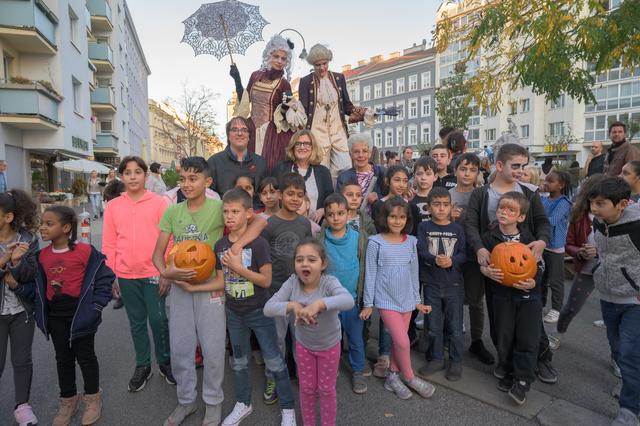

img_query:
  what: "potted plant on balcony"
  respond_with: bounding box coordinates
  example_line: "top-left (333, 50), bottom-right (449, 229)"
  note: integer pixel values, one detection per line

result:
top-left (71, 177), bottom-right (87, 207)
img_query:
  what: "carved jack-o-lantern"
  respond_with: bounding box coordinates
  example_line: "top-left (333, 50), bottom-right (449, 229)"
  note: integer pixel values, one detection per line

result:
top-left (172, 240), bottom-right (216, 284)
top-left (490, 241), bottom-right (537, 287)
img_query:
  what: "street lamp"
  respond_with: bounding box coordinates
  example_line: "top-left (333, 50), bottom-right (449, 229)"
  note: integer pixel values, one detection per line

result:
top-left (278, 28), bottom-right (307, 60)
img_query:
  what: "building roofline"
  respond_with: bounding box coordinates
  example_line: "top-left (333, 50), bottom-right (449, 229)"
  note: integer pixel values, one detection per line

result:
top-left (344, 47), bottom-right (436, 80)
top-left (124, 0), bottom-right (151, 75)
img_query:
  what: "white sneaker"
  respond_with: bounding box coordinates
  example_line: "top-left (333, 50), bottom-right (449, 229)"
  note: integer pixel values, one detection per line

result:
top-left (548, 334), bottom-right (561, 350)
top-left (611, 358), bottom-right (622, 378)
top-left (281, 408), bottom-right (296, 426)
top-left (222, 402), bottom-right (253, 426)
top-left (593, 319), bottom-right (606, 328)
top-left (543, 309), bottom-right (560, 324)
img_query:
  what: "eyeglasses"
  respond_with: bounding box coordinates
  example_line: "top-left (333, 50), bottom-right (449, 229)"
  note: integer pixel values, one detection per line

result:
top-left (230, 127), bottom-right (249, 134)
top-left (295, 141), bottom-right (312, 148)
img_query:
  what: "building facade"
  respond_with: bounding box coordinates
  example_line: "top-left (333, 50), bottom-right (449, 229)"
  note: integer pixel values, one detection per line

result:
top-left (434, 0), bottom-right (640, 163)
top-left (343, 42), bottom-right (437, 156)
top-left (0, 0), bottom-right (149, 192)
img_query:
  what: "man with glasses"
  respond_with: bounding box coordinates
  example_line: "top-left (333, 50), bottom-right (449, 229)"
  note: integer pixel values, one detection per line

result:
top-left (207, 117), bottom-right (266, 195)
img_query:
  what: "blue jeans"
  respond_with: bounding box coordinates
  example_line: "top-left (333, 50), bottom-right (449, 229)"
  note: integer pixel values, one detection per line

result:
top-left (378, 318), bottom-right (392, 356)
top-left (226, 307), bottom-right (294, 409)
top-left (601, 300), bottom-right (640, 415)
top-left (339, 304), bottom-right (365, 372)
top-left (425, 282), bottom-right (464, 362)
top-left (89, 193), bottom-right (102, 215)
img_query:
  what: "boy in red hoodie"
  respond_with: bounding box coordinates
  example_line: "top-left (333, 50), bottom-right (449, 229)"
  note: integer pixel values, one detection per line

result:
top-left (102, 156), bottom-right (174, 392)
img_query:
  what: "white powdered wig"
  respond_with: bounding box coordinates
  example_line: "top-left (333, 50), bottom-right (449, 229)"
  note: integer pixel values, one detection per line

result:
top-left (306, 44), bottom-right (333, 65)
top-left (261, 34), bottom-right (293, 80)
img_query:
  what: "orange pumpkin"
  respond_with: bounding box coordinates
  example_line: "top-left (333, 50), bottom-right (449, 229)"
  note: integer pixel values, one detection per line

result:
top-left (490, 241), bottom-right (537, 287)
top-left (172, 240), bottom-right (216, 284)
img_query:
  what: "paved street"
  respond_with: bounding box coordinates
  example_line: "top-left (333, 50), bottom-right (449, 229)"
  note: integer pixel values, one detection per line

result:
top-left (0, 218), bottom-right (619, 425)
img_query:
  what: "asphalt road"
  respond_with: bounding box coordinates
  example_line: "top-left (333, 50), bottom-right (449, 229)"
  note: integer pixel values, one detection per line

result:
top-left (0, 219), bottom-right (620, 425)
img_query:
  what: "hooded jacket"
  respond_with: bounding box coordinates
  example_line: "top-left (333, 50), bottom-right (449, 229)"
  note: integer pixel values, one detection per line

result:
top-left (207, 145), bottom-right (266, 195)
top-left (465, 182), bottom-right (551, 256)
top-left (592, 206), bottom-right (640, 304)
top-left (15, 244), bottom-right (115, 341)
top-left (102, 190), bottom-right (167, 279)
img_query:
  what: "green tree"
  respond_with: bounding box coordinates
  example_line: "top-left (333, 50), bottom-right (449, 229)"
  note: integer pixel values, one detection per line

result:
top-left (435, 62), bottom-right (474, 130)
top-left (435, 0), bottom-right (640, 111)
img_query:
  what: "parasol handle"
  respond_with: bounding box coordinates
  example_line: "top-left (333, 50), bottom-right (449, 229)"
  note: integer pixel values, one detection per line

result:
top-left (219, 14), bottom-right (235, 65)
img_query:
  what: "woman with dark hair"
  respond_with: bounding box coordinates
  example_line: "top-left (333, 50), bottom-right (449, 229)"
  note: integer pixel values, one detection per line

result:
top-left (385, 151), bottom-right (399, 167)
top-left (272, 130), bottom-right (333, 223)
top-left (446, 131), bottom-right (467, 170)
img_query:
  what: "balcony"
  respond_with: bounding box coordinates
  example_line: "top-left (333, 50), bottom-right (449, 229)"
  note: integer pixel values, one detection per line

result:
top-left (88, 42), bottom-right (114, 73)
top-left (95, 132), bottom-right (118, 154)
top-left (90, 86), bottom-right (116, 112)
top-left (87, 0), bottom-right (113, 32)
top-left (84, 7), bottom-right (92, 37)
top-left (0, 0), bottom-right (58, 54)
top-left (0, 80), bottom-right (61, 130)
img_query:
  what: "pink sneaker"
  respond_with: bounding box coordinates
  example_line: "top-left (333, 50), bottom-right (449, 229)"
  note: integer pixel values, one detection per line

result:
top-left (14, 403), bottom-right (38, 426)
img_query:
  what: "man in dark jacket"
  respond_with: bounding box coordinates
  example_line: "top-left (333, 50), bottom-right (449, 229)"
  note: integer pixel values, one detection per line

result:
top-left (464, 143), bottom-right (557, 385)
top-left (207, 117), bottom-right (266, 195)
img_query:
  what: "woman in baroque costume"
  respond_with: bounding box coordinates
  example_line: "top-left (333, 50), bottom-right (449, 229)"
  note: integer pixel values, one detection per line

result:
top-left (229, 34), bottom-right (306, 173)
top-left (299, 44), bottom-right (375, 180)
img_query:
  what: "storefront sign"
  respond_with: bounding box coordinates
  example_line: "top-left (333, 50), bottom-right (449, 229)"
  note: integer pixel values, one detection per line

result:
top-left (543, 143), bottom-right (569, 153)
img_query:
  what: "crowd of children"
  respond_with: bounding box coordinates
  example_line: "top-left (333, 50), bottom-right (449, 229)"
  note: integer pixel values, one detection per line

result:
top-left (1, 124), bottom-right (640, 426)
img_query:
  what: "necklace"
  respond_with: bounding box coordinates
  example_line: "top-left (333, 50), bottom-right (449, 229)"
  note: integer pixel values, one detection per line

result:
top-left (292, 163), bottom-right (313, 181)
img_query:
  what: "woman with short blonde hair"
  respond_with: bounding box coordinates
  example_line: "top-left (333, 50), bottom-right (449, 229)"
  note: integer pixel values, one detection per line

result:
top-left (272, 130), bottom-right (333, 222)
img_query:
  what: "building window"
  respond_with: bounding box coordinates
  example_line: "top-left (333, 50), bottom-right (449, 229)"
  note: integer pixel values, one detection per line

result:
top-left (375, 104), bottom-right (382, 123)
top-left (421, 71), bottom-right (431, 89)
top-left (385, 128), bottom-right (394, 147)
top-left (521, 125), bottom-right (530, 138)
top-left (408, 98), bottom-right (418, 118)
top-left (396, 100), bottom-right (405, 120)
top-left (69, 6), bottom-right (79, 47)
top-left (485, 128), bottom-right (496, 142)
top-left (550, 94), bottom-right (565, 110)
top-left (2, 52), bottom-right (13, 81)
top-left (100, 120), bottom-right (112, 132)
top-left (408, 125), bottom-right (417, 145)
top-left (509, 101), bottom-right (517, 115)
top-left (467, 128), bottom-right (480, 149)
top-left (374, 83), bottom-right (382, 99)
top-left (72, 77), bottom-right (81, 113)
top-left (396, 127), bottom-right (404, 145)
top-left (385, 103), bottom-right (394, 122)
top-left (385, 81), bottom-right (393, 97)
top-left (421, 96), bottom-right (431, 117)
top-left (549, 122), bottom-right (565, 137)
top-left (396, 77), bottom-right (405, 94)
top-left (520, 98), bottom-right (530, 113)
top-left (374, 130), bottom-right (382, 147)
top-left (421, 124), bottom-right (431, 144)
top-left (409, 75), bottom-right (418, 91)
top-left (363, 86), bottom-right (371, 101)
top-left (349, 87), bottom-right (357, 101)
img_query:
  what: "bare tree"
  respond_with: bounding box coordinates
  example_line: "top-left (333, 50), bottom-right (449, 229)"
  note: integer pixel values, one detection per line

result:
top-left (160, 82), bottom-right (219, 159)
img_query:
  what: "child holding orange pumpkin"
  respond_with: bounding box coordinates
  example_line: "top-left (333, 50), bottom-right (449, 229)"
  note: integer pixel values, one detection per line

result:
top-left (151, 157), bottom-right (266, 426)
top-left (480, 192), bottom-right (542, 406)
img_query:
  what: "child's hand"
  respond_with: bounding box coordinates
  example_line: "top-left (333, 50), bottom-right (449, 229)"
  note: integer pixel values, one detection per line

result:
top-left (367, 192), bottom-right (378, 205)
top-left (476, 248), bottom-right (491, 267)
top-left (435, 255), bottom-right (452, 268)
top-left (360, 307), bottom-right (373, 321)
top-left (299, 299), bottom-right (325, 322)
top-left (512, 278), bottom-right (535, 291)
top-left (173, 280), bottom-right (195, 293)
top-left (159, 277), bottom-right (171, 296)
top-left (480, 264), bottom-right (504, 283)
top-left (416, 303), bottom-right (431, 314)
top-left (287, 301), bottom-right (304, 318)
top-left (9, 242), bottom-right (29, 264)
top-left (163, 258), bottom-right (197, 282)
top-left (224, 250), bottom-right (244, 274)
top-left (583, 244), bottom-right (597, 259)
top-left (4, 272), bottom-right (17, 289)
top-left (451, 206), bottom-right (463, 221)
top-left (112, 279), bottom-right (121, 299)
top-left (0, 247), bottom-right (13, 266)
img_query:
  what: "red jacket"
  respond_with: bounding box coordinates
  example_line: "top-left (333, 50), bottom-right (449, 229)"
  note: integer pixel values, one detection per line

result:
top-left (565, 212), bottom-right (591, 273)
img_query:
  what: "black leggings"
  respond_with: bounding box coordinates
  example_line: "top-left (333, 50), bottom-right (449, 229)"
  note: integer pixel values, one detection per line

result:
top-left (0, 312), bottom-right (34, 406)
top-left (49, 316), bottom-right (99, 397)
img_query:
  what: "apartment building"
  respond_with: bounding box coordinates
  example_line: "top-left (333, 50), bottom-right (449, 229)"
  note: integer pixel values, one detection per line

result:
top-left (0, 0), bottom-right (149, 191)
top-left (343, 41), bottom-right (437, 155)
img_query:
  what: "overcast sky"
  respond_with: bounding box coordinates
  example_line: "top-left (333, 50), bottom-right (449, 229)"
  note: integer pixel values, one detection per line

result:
top-left (126, 0), bottom-right (441, 140)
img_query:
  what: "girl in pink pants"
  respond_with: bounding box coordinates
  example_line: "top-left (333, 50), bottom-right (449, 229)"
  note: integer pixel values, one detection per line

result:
top-left (360, 196), bottom-right (436, 400)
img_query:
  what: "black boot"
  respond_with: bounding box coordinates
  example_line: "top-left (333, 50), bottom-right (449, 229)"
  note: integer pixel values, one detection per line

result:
top-left (469, 340), bottom-right (495, 365)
